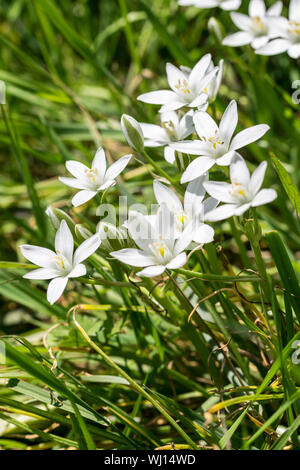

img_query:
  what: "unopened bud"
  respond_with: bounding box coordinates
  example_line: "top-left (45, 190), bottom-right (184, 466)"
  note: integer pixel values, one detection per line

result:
top-left (46, 206), bottom-right (74, 232)
top-left (75, 224), bottom-right (93, 243)
top-left (208, 17), bottom-right (224, 42)
top-left (121, 114), bottom-right (144, 153)
top-left (97, 221), bottom-right (127, 252)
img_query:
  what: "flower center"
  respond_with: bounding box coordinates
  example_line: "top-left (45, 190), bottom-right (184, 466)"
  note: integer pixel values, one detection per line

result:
top-left (162, 120), bottom-right (175, 137)
top-left (288, 20), bottom-right (300, 38)
top-left (149, 241), bottom-right (168, 259)
top-left (174, 78), bottom-right (190, 95)
top-left (176, 211), bottom-right (187, 226)
top-left (230, 182), bottom-right (247, 200)
top-left (202, 130), bottom-right (224, 150)
top-left (85, 168), bottom-right (98, 182)
top-left (53, 252), bottom-right (68, 271)
top-left (250, 16), bottom-right (265, 33)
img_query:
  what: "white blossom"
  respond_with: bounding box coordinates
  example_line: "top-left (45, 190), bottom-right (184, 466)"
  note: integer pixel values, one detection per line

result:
top-left (20, 220), bottom-right (101, 304)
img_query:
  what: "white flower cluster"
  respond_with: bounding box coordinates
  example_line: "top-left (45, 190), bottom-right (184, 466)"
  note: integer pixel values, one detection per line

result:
top-left (180, 0), bottom-right (300, 59)
top-left (20, 53), bottom-right (277, 303)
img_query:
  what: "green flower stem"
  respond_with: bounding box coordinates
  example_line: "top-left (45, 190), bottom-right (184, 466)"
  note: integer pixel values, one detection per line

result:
top-left (78, 277), bottom-right (138, 289)
top-left (245, 209), bottom-right (271, 302)
top-left (175, 268), bottom-right (260, 283)
top-left (73, 312), bottom-right (198, 450)
top-left (141, 150), bottom-right (182, 193)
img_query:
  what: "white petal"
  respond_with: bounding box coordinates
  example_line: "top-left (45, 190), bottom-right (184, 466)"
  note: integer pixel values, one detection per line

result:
top-left (59, 177), bottom-right (87, 189)
top-left (47, 277), bottom-right (68, 304)
top-left (203, 197), bottom-right (219, 217)
top-left (249, 0), bottom-right (265, 18)
top-left (181, 157), bottom-right (215, 183)
top-left (24, 268), bottom-right (59, 280)
top-left (289, 0), bottom-right (300, 22)
top-left (230, 124), bottom-right (269, 151)
top-left (219, 100), bottom-right (238, 147)
top-left (192, 224), bottom-right (214, 244)
top-left (20, 245), bottom-right (55, 268)
top-left (188, 93), bottom-right (208, 108)
top-left (179, 110), bottom-right (195, 139)
top-left (216, 150), bottom-right (236, 166)
top-left (153, 180), bottom-right (182, 213)
top-left (205, 204), bottom-right (237, 221)
top-left (136, 265), bottom-right (165, 277)
top-left (127, 212), bottom-right (155, 250)
top-left (139, 123), bottom-right (168, 142)
top-left (68, 264), bottom-right (87, 278)
top-left (99, 180), bottom-right (115, 191)
top-left (66, 160), bottom-right (88, 179)
top-left (155, 203), bottom-right (175, 243)
top-left (188, 54), bottom-right (211, 91)
top-left (223, 32), bottom-right (253, 47)
top-left (74, 233), bottom-right (101, 264)
top-left (251, 189), bottom-right (277, 207)
top-left (234, 203), bottom-right (252, 216)
top-left (249, 161), bottom-right (267, 195)
top-left (166, 252), bottom-right (187, 270)
top-left (193, 111), bottom-right (218, 140)
top-left (256, 39), bottom-right (289, 56)
top-left (174, 226), bottom-right (194, 254)
top-left (72, 190), bottom-right (97, 207)
top-left (221, 0), bottom-right (241, 10)
top-left (160, 100), bottom-right (185, 112)
top-left (203, 181), bottom-right (236, 203)
top-left (164, 146), bottom-right (176, 164)
top-left (55, 220), bottom-right (74, 261)
top-left (194, 67), bottom-right (218, 95)
top-left (251, 36), bottom-right (269, 50)
top-left (111, 248), bottom-right (154, 267)
top-left (230, 12), bottom-right (252, 31)
top-left (137, 90), bottom-right (177, 105)
top-left (105, 154), bottom-right (131, 181)
top-left (170, 140), bottom-right (212, 155)
top-left (267, 1), bottom-right (282, 16)
top-left (184, 174), bottom-right (207, 211)
top-left (92, 147), bottom-right (107, 180)
top-left (166, 63), bottom-right (188, 93)
top-left (288, 44), bottom-right (300, 59)
top-left (230, 156), bottom-right (250, 186)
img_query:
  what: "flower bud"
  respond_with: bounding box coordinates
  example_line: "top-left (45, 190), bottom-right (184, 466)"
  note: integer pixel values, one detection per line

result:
top-left (208, 17), bottom-right (224, 42)
top-left (46, 206), bottom-right (74, 231)
top-left (121, 114), bottom-right (144, 153)
top-left (97, 221), bottom-right (127, 252)
top-left (75, 224), bottom-right (93, 243)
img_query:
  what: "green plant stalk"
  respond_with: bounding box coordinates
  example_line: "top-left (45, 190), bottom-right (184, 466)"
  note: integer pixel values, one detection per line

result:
top-left (73, 314), bottom-right (198, 449)
top-left (176, 268), bottom-right (260, 283)
top-left (118, 0), bottom-right (142, 74)
top-left (141, 150), bottom-right (182, 192)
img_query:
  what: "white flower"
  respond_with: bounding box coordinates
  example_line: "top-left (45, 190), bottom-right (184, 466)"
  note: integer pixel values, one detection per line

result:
top-left (223, 0), bottom-right (283, 49)
top-left (111, 203), bottom-right (192, 277)
top-left (153, 178), bottom-right (217, 244)
top-left (137, 54), bottom-right (218, 113)
top-left (178, 0), bottom-right (241, 11)
top-left (203, 156), bottom-right (277, 221)
top-left (170, 100), bottom-right (269, 183)
top-left (139, 110), bottom-right (194, 164)
top-left (20, 220), bottom-right (101, 304)
top-left (256, 0), bottom-right (300, 58)
top-left (59, 147), bottom-right (131, 207)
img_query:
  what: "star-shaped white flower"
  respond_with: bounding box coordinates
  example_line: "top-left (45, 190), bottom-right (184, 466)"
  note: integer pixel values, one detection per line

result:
top-left (153, 178), bottom-right (217, 244)
top-left (170, 100), bottom-right (269, 183)
top-left (140, 110), bottom-right (194, 164)
top-left (111, 203), bottom-right (192, 277)
top-left (137, 54), bottom-right (218, 113)
top-left (223, 0), bottom-right (283, 49)
top-left (20, 220), bottom-right (101, 304)
top-left (59, 147), bottom-right (131, 207)
top-left (203, 156), bottom-right (277, 221)
top-left (256, 0), bottom-right (300, 58)
top-left (178, 0), bottom-right (241, 11)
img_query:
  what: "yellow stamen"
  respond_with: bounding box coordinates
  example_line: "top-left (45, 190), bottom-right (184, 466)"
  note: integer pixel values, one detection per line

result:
top-left (251, 16), bottom-right (265, 33)
top-left (85, 168), bottom-right (98, 182)
top-left (175, 78), bottom-right (190, 95)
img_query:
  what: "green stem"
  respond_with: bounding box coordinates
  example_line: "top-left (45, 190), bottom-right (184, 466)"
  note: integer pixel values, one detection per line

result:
top-left (73, 313), bottom-right (198, 449)
top-left (176, 268), bottom-right (260, 283)
top-left (141, 150), bottom-right (182, 193)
